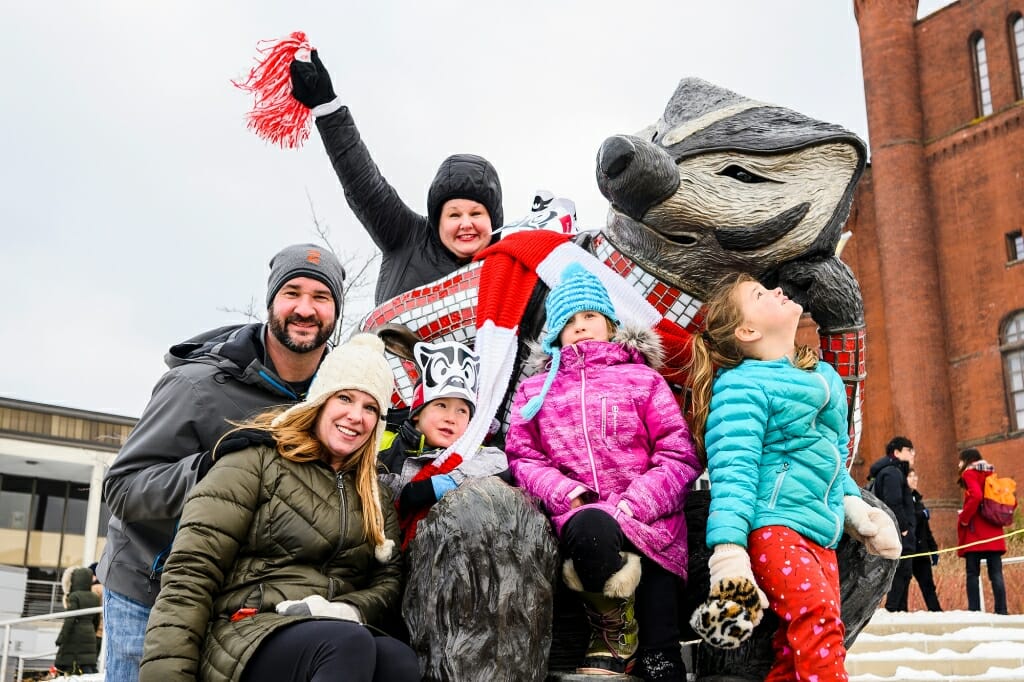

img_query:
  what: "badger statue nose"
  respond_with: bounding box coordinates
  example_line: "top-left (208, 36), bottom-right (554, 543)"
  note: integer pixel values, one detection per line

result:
top-left (596, 135), bottom-right (680, 220)
top-left (599, 136), bottom-right (636, 179)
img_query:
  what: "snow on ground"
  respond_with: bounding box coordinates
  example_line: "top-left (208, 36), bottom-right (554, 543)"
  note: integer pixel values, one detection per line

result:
top-left (849, 609), bottom-right (1024, 680)
top-left (41, 611), bottom-right (1024, 681)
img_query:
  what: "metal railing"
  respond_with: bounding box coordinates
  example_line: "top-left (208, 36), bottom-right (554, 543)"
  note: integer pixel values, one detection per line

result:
top-left (12, 647), bottom-right (55, 682)
top-left (21, 581), bottom-right (61, 618)
top-left (0, 606), bottom-right (103, 682)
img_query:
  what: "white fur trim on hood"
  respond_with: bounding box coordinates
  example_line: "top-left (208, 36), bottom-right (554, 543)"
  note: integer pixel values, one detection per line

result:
top-left (524, 324), bottom-right (664, 374)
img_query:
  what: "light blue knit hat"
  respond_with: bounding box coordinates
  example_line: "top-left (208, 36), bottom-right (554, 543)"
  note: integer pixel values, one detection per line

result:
top-left (520, 262), bottom-right (619, 420)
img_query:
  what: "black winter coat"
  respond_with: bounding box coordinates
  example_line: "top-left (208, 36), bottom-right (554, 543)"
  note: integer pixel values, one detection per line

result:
top-left (315, 107), bottom-right (501, 304)
top-left (868, 456), bottom-right (917, 551)
top-left (911, 489), bottom-right (939, 555)
top-left (55, 567), bottom-right (100, 671)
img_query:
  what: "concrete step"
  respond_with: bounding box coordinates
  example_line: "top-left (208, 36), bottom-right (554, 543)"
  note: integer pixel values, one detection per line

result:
top-left (847, 609), bottom-right (1024, 680)
top-left (857, 609), bottom-right (1024, 636)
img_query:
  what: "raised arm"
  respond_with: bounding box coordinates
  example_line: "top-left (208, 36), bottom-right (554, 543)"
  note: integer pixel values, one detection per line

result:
top-left (291, 50), bottom-right (425, 253)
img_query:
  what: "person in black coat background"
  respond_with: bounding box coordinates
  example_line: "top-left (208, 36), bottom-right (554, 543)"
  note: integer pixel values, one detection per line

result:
top-left (906, 468), bottom-right (943, 611)
top-left (867, 435), bottom-right (917, 612)
top-left (55, 566), bottom-right (101, 675)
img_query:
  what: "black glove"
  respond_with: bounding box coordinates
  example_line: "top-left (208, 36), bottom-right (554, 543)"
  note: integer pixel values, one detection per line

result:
top-left (290, 49), bottom-right (336, 109)
top-left (931, 554), bottom-right (939, 566)
top-left (193, 435), bottom-right (256, 481)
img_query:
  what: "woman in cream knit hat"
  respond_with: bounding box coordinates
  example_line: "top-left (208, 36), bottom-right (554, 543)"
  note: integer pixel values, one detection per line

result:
top-left (139, 334), bottom-right (420, 682)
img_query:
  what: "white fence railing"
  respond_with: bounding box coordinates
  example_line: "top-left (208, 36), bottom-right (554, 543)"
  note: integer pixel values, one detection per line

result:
top-left (0, 606), bottom-right (103, 682)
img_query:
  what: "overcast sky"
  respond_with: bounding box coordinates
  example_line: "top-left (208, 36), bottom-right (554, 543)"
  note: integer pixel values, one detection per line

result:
top-left (1, 1), bottom-right (953, 418)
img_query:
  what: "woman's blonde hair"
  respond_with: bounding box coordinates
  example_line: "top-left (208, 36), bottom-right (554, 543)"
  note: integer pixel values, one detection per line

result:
top-left (684, 272), bottom-right (818, 459)
top-left (215, 399), bottom-right (387, 547)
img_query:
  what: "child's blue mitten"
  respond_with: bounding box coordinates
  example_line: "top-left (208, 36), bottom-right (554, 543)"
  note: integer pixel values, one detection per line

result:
top-left (431, 474), bottom-right (458, 500)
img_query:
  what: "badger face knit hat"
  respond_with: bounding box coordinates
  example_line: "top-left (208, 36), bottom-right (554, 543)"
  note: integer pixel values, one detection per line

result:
top-left (271, 333), bottom-right (394, 441)
top-left (410, 340), bottom-right (480, 418)
top-left (266, 243), bottom-right (347, 315)
top-left (520, 261), bottom-right (619, 420)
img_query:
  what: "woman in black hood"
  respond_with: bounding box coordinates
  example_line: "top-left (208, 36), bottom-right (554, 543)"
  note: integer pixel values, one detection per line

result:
top-left (290, 50), bottom-right (503, 304)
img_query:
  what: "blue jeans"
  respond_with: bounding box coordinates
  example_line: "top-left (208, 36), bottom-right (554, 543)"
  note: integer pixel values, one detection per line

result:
top-left (103, 589), bottom-right (150, 682)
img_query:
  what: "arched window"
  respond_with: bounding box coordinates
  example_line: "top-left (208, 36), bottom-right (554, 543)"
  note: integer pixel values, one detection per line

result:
top-left (1010, 13), bottom-right (1024, 100)
top-left (1002, 310), bottom-right (1024, 431)
top-left (973, 32), bottom-right (994, 116)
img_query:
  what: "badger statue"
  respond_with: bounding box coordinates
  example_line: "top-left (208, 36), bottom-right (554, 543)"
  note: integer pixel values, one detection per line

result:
top-left (361, 77), bottom-right (894, 682)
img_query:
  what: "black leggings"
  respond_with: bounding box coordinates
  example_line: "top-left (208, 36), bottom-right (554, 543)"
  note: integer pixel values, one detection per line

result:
top-left (241, 620), bottom-right (420, 682)
top-left (561, 508), bottom-right (681, 651)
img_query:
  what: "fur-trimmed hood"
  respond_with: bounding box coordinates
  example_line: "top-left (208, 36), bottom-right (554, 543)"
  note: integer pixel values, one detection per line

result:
top-left (62, 566), bottom-right (94, 608)
top-left (524, 324), bottom-right (664, 374)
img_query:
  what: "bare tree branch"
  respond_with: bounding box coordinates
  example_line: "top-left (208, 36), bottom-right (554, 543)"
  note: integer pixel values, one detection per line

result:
top-left (305, 190), bottom-right (381, 343)
top-left (222, 195), bottom-right (381, 346)
top-left (217, 296), bottom-right (263, 323)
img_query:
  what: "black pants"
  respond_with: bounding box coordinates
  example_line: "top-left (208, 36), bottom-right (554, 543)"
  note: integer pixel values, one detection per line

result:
top-left (965, 551), bottom-right (1007, 614)
top-left (56, 664), bottom-right (98, 675)
top-left (884, 556), bottom-right (913, 611)
top-left (561, 508), bottom-right (681, 651)
top-left (910, 556), bottom-right (942, 611)
top-left (241, 620), bottom-right (420, 682)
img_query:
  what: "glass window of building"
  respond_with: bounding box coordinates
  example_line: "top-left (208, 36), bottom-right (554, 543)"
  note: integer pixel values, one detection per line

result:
top-left (65, 484), bottom-right (90, 535)
top-left (973, 33), bottom-right (994, 116)
top-left (0, 476), bottom-right (33, 530)
top-left (1003, 311), bottom-right (1024, 431)
top-left (1011, 14), bottom-right (1024, 100)
top-left (33, 480), bottom-right (68, 533)
top-left (0, 476), bottom-right (33, 565)
top-left (1008, 230), bottom-right (1024, 262)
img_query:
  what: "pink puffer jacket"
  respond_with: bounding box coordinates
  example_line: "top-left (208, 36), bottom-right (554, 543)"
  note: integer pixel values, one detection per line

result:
top-left (505, 327), bottom-right (701, 578)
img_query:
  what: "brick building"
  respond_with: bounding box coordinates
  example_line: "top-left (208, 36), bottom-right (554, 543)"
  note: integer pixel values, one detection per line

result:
top-left (845, 0), bottom-right (1024, 546)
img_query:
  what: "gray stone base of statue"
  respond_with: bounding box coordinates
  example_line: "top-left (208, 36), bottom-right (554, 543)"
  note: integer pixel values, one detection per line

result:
top-left (682, 489), bottom-right (897, 680)
top-left (403, 477), bottom-right (560, 682)
top-left (402, 479), bottom-right (894, 682)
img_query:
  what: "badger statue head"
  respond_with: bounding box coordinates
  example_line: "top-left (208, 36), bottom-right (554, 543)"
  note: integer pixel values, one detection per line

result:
top-left (596, 78), bottom-right (866, 329)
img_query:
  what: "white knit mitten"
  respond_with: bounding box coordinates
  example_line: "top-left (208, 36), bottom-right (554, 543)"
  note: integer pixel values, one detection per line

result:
top-left (276, 595), bottom-right (362, 623)
top-left (844, 495), bottom-right (902, 559)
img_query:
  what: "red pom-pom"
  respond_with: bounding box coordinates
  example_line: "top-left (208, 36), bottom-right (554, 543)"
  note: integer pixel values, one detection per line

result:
top-left (233, 31), bottom-right (313, 149)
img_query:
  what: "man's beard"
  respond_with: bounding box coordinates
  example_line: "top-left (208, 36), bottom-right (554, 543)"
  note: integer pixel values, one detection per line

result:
top-left (269, 311), bottom-right (335, 353)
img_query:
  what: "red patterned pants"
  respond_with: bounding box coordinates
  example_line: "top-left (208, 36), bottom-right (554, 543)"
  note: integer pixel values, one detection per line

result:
top-left (748, 525), bottom-right (848, 682)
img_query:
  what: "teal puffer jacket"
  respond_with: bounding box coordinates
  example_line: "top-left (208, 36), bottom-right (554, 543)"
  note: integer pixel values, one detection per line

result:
top-left (139, 445), bottom-right (403, 682)
top-left (705, 358), bottom-right (860, 550)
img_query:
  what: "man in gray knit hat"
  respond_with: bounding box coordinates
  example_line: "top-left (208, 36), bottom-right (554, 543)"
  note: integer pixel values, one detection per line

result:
top-left (97, 243), bottom-right (345, 682)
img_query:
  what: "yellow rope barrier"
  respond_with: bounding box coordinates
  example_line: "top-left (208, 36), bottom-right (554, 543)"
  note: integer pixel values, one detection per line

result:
top-left (900, 526), bottom-right (1024, 560)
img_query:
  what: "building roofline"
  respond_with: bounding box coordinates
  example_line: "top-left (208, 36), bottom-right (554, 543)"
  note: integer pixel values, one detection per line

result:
top-left (0, 396), bottom-right (138, 426)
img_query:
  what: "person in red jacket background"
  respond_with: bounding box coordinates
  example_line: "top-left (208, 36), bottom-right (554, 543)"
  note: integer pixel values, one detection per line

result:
top-left (957, 448), bottom-right (1008, 614)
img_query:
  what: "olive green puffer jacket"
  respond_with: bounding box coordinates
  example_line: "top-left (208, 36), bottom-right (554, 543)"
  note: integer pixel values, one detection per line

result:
top-left (139, 445), bottom-right (403, 682)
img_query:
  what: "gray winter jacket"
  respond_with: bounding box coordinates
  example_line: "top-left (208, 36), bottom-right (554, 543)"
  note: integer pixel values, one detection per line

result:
top-left (315, 106), bottom-right (501, 304)
top-left (98, 323), bottom-right (316, 607)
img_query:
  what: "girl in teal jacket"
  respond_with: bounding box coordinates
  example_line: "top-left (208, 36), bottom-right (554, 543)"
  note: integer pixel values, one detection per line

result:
top-left (685, 273), bottom-right (901, 681)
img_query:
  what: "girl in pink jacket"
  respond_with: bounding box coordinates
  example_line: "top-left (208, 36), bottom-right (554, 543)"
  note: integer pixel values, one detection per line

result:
top-left (506, 261), bottom-right (701, 681)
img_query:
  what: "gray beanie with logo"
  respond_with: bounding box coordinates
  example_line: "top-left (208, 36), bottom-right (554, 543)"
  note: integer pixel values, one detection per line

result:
top-left (266, 243), bottom-right (347, 314)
